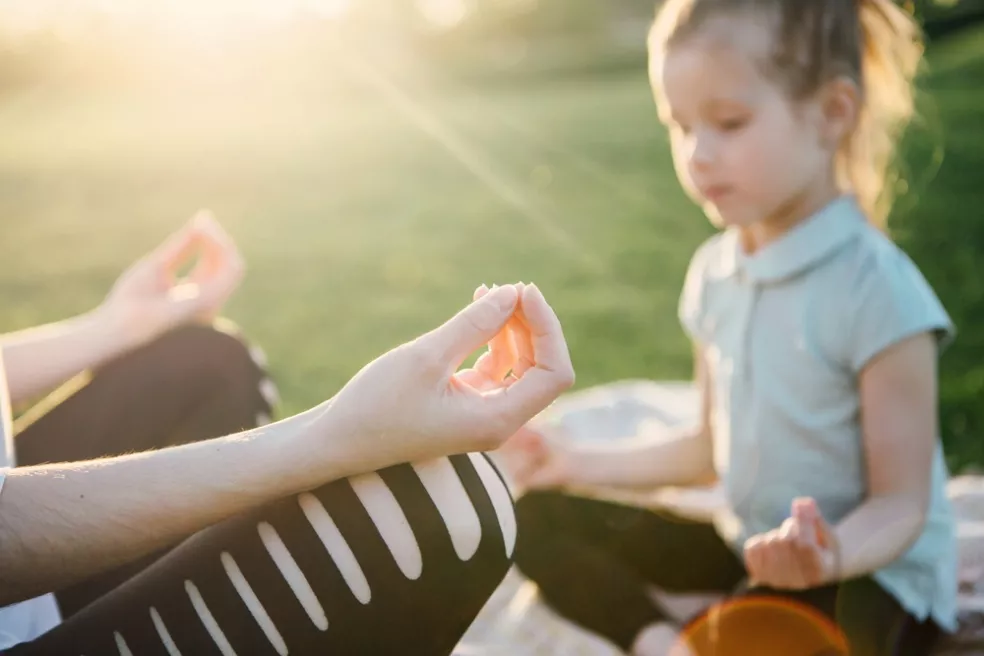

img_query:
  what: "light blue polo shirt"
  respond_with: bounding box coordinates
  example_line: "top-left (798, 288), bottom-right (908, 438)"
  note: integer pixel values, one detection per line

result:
top-left (679, 195), bottom-right (958, 631)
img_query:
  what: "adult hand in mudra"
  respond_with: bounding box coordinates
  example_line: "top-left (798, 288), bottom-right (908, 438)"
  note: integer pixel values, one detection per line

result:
top-left (321, 282), bottom-right (576, 471)
top-left (100, 210), bottom-right (245, 347)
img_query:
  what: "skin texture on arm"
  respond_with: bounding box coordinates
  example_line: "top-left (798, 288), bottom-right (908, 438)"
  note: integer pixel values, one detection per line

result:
top-left (566, 342), bottom-right (716, 489)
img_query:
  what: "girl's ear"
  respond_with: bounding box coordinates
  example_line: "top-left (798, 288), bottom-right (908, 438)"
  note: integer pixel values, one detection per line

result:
top-left (817, 76), bottom-right (862, 151)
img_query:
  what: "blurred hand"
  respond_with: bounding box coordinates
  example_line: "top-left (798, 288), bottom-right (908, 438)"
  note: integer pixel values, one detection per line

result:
top-left (743, 497), bottom-right (839, 590)
top-left (495, 424), bottom-right (574, 491)
top-left (100, 210), bottom-right (245, 347)
top-left (321, 283), bottom-right (576, 468)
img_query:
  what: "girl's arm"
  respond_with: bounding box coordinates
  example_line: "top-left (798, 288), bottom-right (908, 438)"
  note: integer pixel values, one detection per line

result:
top-left (830, 332), bottom-right (937, 579)
top-left (560, 342), bottom-right (716, 489)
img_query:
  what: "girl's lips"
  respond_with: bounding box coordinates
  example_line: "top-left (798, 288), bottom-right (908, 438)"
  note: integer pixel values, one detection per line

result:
top-left (701, 184), bottom-right (733, 203)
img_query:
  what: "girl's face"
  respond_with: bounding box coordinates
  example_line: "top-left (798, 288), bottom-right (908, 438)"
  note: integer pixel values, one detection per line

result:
top-left (652, 16), bottom-right (837, 233)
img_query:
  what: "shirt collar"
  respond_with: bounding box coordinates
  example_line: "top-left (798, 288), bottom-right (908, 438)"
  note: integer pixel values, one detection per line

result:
top-left (717, 195), bottom-right (866, 284)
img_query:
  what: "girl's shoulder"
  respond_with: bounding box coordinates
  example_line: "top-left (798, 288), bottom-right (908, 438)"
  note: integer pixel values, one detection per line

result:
top-left (840, 223), bottom-right (926, 284)
top-left (828, 225), bottom-right (955, 372)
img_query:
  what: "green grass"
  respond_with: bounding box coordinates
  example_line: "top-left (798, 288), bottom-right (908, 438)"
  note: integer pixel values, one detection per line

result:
top-left (0, 29), bottom-right (981, 469)
top-left (892, 26), bottom-right (984, 470)
top-left (0, 60), bottom-right (712, 415)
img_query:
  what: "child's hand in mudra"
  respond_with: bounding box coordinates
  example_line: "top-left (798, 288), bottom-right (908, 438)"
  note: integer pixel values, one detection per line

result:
top-left (742, 497), bottom-right (839, 590)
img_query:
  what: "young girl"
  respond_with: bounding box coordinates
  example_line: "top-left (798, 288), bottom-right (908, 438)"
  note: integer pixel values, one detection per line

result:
top-left (502, 0), bottom-right (957, 654)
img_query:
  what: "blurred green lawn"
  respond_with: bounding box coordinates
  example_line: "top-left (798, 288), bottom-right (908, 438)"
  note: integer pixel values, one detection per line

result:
top-left (0, 57), bottom-right (713, 415)
top-left (0, 27), bottom-right (980, 440)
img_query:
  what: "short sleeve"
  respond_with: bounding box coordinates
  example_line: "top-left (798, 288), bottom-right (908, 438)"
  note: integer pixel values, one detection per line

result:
top-left (678, 239), bottom-right (715, 343)
top-left (848, 246), bottom-right (955, 372)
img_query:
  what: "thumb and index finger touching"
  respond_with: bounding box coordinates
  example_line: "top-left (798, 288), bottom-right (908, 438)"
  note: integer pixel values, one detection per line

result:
top-left (425, 281), bottom-right (575, 419)
top-left (791, 497), bottom-right (835, 549)
top-left (149, 211), bottom-right (245, 314)
top-left (471, 284), bottom-right (520, 383)
top-left (152, 210), bottom-right (242, 276)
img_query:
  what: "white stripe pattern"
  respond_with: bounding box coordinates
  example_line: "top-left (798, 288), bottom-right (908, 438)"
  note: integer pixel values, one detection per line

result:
top-left (221, 552), bottom-right (289, 656)
top-left (248, 344), bottom-right (268, 368)
top-left (186, 580), bottom-right (238, 656)
top-left (298, 493), bottom-right (372, 604)
top-left (114, 631), bottom-right (133, 656)
top-left (258, 522), bottom-right (329, 631)
top-left (349, 472), bottom-right (423, 580)
top-left (150, 606), bottom-right (183, 656)
top-left (412, 458), bottom-right (482, 561)
top-left (258, 379), bottom-right (280, 408)
top-left (105, 456), bottom-right (513, 653)
top-left (468, 453), bottom-right (517, 556)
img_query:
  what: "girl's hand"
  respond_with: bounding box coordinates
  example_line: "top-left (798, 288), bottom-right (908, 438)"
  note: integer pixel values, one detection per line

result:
top-left (495, 425), bottom-right (574, 491)
top-left (742, 498), bottom-right (839, 590)
top-left (100, 210), bottom-right (245, 348)
top-left (319, 283), bottom-right (576, 470)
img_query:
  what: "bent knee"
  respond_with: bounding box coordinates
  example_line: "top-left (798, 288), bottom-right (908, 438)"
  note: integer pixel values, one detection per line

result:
top-left (156, 322), bottom-right (263, 376)
top-left (412, 453), bottom-right (516, 562)
top-left (149, 322), bottom-right (278, 416)
top-left (319, 454), bottom-right (515, 586)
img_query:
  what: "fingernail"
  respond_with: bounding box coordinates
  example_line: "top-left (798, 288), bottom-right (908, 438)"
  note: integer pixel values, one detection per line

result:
top-left (487, 284), bottom-right (518, 311)
top-left (477, 283), bottom-right (490, 293)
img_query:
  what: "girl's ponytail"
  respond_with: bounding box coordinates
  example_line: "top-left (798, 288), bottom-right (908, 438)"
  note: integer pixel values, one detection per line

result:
top-left (845, 0), bottom-right (923, 227)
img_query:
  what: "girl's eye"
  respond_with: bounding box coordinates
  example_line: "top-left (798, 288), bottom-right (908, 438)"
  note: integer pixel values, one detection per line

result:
top-left (718, 117), bottom-right (748, 132)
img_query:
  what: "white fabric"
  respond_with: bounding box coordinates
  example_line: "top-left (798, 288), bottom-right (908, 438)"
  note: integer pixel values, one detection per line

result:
top-left (0, 595), bottom-right (62, 650)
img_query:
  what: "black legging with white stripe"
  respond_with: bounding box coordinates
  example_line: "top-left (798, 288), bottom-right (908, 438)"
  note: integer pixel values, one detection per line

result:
top-left (6, 324), bottom-right (515, 655)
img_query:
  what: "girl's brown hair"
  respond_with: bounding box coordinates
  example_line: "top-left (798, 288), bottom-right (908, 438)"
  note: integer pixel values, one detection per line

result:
top-left (649, 0), bottom-right (924, 227)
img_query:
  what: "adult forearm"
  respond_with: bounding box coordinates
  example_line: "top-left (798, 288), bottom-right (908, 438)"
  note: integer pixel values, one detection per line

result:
top-left (0, 404), bottom-right (336, 606)
top-left (1, 307), bottom-right (131, 406)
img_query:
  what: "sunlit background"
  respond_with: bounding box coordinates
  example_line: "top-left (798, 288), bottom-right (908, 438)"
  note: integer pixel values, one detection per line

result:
top-left (0, 0), bottom-right (982, 471)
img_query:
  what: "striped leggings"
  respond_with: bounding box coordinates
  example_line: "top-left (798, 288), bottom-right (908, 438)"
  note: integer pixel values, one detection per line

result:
top-left (6, 324), bottom-right (515, 655)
